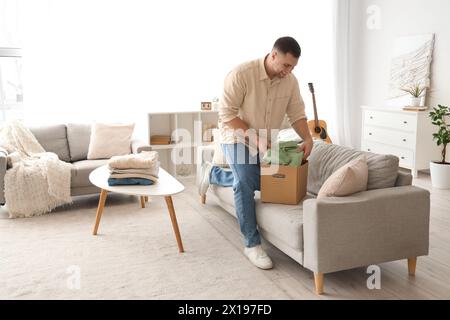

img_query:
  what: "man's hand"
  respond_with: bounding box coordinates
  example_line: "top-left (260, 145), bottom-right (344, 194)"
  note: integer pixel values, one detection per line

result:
top-left (257, 135), bottom-right (271, 155)
top-left (298, 138), bottom-right (313, 160)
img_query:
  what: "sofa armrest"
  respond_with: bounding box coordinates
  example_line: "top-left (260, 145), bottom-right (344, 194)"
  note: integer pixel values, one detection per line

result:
top-left (131, 139), bottom-right (152, 154)
top-left (302, 186), bottom-right (430, 274)
top-left (0, 150), bottom-right (8, 205)
top-left (395, 170), bottom-right (413, 186)
top-left (196, 145), bottom-right (215, 186)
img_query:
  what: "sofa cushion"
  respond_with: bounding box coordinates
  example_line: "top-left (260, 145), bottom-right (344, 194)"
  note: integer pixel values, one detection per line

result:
top-left (209, 185), bottom-right (313, 251)
top-left (307, 142), bottom-right (399, 196)
top-left (29, 125), bottom-right (71, 162)
top-left (87, 123), bottom-right (134, 160)
top-left (317, 156), bottom-right (368, 198)
top-left (67, 123), bottom-right (91, 162)
top-left (71, 159), bottom-right (108, 188)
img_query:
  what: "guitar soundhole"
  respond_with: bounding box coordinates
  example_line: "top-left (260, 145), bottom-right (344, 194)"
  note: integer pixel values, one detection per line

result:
top-left (314, 127), bottom-right (321, 134)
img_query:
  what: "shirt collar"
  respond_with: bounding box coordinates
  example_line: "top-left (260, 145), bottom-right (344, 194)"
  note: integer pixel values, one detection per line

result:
top-left (259, 55), bottom-right (270, 81)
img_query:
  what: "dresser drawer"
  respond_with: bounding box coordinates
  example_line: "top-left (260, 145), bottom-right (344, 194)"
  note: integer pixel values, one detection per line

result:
top-left (363, 126), bottom-right (416, 149)
top-left (364, 110), bottom-right (417, 132)
top-left (361, 140), bottom-right (414, 168)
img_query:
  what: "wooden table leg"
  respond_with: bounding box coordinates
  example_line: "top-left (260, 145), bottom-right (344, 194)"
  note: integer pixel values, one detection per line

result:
top-left (140, 196), bottom-right (146, 208)
top-left (164, 196), bottom-right (184, 253)
top-left (314, 272), bottom-right (324, 295)
top-left (93, 189), bottom-right (108, 235)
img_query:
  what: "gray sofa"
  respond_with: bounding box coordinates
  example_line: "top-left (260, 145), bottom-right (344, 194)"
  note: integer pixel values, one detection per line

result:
top-left (198, 141), bottom-right (430, 294)
top-left (0, 123), bottom-right (151, 205)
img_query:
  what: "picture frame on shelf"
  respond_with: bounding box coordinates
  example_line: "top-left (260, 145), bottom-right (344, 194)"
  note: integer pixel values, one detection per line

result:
top-left (201, 101), bottom-right (212, 111)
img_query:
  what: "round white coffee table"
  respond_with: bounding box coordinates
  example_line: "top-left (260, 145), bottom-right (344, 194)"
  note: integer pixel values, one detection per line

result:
top-left (89, 165), bottom-right (185, 252)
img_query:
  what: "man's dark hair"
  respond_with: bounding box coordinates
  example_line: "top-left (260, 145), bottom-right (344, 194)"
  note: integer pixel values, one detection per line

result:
top-left (273, 37), bottom-right (301, 58)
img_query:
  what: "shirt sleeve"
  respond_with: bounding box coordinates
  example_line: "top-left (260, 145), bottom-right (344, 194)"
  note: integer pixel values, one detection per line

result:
top-left (219, 69), bottom-right (246, 124)
top-left (286, 76), bottom-right (307, 125)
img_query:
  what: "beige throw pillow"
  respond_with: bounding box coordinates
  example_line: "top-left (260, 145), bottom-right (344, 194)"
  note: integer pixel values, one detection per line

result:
top-left (317, 156), bottom-right (368, 198)
top-left (87, 123), bottom-right (135, 160)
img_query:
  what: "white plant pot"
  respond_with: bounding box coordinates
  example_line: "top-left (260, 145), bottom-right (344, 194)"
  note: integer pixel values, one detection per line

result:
top-left (410, 97), bottom-right (422, 107)
top-left (430, 161), bottom-right (450, 189)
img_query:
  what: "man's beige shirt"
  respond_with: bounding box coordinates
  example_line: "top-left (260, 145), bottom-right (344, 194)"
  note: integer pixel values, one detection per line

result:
top-left (218, 56), bottom-right (307, 144)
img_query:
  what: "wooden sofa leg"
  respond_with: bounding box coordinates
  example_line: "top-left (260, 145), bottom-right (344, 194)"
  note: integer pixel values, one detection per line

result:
top-left (314, 272), bottom-right (324, 295)
top-left (408, 257), bottom-right (417, 276)
top-left (201, 194), bottom-right (206, 204)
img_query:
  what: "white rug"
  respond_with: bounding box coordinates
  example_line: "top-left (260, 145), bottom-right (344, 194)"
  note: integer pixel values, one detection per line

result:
top-left (0, 193), bottom-right (289, 299)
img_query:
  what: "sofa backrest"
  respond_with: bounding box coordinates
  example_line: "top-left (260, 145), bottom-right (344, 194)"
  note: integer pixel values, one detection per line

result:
top-left (66, 123), bottom-right (91, 162)
top-left (307, 142), bottom-right (400, 196)
top-left (29, 125), bottom-right (71, 162)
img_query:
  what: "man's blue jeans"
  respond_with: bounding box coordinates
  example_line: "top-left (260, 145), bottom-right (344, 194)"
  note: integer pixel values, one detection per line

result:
top-left (209, 143), bottom-right (261, 248)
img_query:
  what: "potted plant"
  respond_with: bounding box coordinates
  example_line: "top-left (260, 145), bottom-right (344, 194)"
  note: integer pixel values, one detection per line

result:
top-left (401, 82), bottom-right (427, 107)
top-left (429, 104), bottom-right (450, 189)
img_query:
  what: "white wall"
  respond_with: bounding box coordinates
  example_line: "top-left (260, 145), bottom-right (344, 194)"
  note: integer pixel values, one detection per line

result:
top-left (349, 0), bottom-right (450, 152)
top-left (17, 0), bottom-right (334, 141)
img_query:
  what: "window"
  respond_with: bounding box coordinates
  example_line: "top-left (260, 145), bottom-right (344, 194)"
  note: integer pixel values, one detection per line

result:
top-left (0, 47), bottom-right (22, 122)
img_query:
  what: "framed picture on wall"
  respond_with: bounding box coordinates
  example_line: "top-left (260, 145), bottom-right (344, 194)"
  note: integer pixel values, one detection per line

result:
top-left (387, 34), bottom-right (435, 107)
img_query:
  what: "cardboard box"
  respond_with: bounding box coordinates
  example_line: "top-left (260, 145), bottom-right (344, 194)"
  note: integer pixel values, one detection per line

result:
top-left (260, 161), bottom-right (308, 205)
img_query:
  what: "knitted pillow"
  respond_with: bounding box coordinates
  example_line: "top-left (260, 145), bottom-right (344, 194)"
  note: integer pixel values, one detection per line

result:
top-left (308, 142), bottom-right (399, 195)
top-left (212, 129), bottom-right (229, 168)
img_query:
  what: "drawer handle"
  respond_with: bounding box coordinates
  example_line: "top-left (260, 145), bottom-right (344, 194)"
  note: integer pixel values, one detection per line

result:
top-left (401, 156), bottom-right (405, 160)
top-left (369, 133), bottom-right (373, 136)
top-left (367, 149), bottom-right (371, 152)
top-left (403, 121), bottom-right (408, 124)
top-left (370, 116), bottom-right (373, 120)
top-left (403, 139), bottom-right (407, 142)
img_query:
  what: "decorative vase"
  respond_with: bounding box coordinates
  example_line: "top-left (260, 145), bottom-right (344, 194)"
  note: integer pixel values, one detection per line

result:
top-left (430, 161), bottom-right (450, 189)
top-left (410, 97), bottom-right (422, 107)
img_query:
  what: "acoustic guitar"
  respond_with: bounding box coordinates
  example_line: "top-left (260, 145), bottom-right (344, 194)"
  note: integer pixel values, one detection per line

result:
top-left (307, 82), bottom-right (332, 144)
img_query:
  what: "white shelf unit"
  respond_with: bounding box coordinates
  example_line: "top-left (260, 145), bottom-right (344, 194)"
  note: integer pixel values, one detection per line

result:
top-left (147, 110), bottom-right (218, 177)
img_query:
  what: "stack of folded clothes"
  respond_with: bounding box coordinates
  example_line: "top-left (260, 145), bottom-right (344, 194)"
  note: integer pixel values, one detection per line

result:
top-left (107, 151), bottom-right (160, 186)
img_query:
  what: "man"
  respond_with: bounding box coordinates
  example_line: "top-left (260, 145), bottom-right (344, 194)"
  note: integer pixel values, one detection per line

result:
top-left (199, 36), bottom-right (313, 269)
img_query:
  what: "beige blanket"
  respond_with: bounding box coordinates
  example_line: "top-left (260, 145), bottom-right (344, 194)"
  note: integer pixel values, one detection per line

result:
top-left (108, 151), bottom-right (159, 169)
top-left (0, 120), bottom-right (72, 218)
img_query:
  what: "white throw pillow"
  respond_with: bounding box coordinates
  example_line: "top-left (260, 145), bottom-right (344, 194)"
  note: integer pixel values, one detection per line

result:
top-left (87, 123), bottom-right (135, 160)
top-left (211, 129), bottom-right (229, 168)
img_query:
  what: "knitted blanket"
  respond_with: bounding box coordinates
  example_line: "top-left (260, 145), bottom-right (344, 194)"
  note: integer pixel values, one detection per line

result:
top-left (0, 121), bottom-right (72, 218)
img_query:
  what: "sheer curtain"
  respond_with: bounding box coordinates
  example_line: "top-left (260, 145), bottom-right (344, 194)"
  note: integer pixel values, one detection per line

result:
top-left (332, 0), bottom-right (353, 147)
top-left (20, 0), bottom-right (336, 138)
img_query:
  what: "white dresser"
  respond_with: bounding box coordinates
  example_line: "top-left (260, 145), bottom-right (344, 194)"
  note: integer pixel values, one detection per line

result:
top-left (360, 106), bottom-right (440, 178)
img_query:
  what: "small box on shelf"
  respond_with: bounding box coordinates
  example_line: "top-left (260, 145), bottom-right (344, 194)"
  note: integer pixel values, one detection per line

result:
top-left (150, 135), bottom-right (171, 145)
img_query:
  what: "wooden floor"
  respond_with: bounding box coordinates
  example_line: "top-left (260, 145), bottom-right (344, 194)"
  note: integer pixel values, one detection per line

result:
top-left (180, 171), bottom-right (450, 299)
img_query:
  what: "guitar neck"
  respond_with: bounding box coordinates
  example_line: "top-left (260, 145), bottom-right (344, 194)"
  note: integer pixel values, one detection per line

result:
top-left (311, 92), bottom-right (319, 127)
